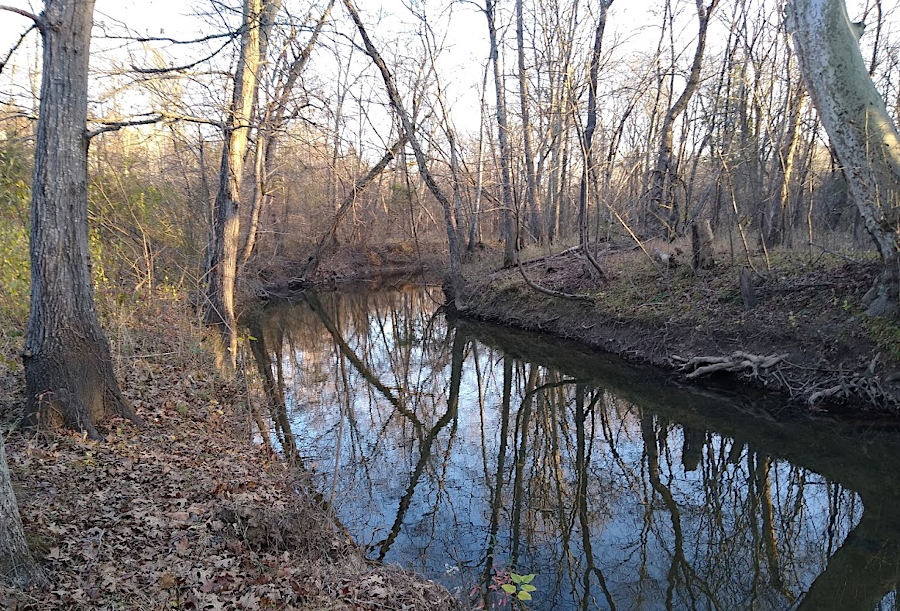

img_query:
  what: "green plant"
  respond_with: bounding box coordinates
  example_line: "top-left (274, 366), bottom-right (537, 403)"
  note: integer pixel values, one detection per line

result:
top-left (501, 572), bottom-right (537, 603)
top-left (472, 568), bottom-right (538, 609)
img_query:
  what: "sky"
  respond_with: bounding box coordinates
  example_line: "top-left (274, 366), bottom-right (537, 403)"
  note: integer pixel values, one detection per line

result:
top-left (0, 0), bottom-right (894, 144)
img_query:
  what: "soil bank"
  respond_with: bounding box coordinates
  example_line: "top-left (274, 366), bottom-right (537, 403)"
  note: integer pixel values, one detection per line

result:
top-left (444, 245), bottom-right (900, 414)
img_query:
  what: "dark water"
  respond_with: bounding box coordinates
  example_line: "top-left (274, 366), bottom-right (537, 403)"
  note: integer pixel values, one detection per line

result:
top-left (244, 286), bottom-right (900, 611)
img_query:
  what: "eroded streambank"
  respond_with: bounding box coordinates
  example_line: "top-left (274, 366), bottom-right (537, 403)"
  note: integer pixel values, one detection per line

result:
top-left (444, 248), bottom-right (900, 414)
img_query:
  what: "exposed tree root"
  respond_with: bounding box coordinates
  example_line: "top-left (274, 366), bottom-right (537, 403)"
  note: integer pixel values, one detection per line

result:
top-left (673, 350), bottom-right (900, 410)
top-left (674, 351), bottom-right (788, 379)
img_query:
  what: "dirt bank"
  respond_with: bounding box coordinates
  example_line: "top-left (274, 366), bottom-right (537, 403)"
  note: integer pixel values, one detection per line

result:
top-left (247, 242), bottom-right (446, 296)
top-left (446, 243), bottom-right (900, 414)
top-left (0, 294), bottom-right (460, 610)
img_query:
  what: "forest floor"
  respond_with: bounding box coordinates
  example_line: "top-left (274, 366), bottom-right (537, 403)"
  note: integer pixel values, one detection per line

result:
top-left (447, 237), bottom-right (900, 414)
top-left (0, 294), bottom-right (460, 610)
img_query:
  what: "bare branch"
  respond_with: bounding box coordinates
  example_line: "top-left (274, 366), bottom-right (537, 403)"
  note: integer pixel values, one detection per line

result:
top-left (299, 135), bottom-right (408, 280)
top-left (130, 35), bottom-right (235, 74)
top-left (85, 114), bottom-right (164, 140)
top-left (0, 23), bottom-right (36, 77)
top-left (97, 31), bottom-right (235, 46)
top-left (0, 5), bottom-right (42, 26)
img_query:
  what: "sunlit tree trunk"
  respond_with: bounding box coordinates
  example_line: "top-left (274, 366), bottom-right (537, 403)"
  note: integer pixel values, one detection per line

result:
top-left (204, 0), bottom-right (265, 368)
top-left (19, 0), bottom-right (141, 437)
top-left (789, 0), bottom-right (900, 314)
top-left (240, 0), bottom-right (333, 268)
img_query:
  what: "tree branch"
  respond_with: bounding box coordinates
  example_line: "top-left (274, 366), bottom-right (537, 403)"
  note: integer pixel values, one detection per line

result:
top-left (130, 35), bottom-right (235, 74)
top-left (299, 134), bottom-right (408, 281)
top-left (0, 23), bottom-right (36, 77)
top-left (0, 5), bottom-right (42, 26)
top-left (85, 114), bottom-right (164, 140)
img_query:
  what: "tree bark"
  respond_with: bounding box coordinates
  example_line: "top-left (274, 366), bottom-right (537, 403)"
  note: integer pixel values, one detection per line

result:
top-left (22, 0), bottom-right (140, 438)
top-left (692, 219), bottom-right (716, 270)
top-left (204, 0), bottom-right (265, 368)
top-left (788, 0), bottom-right (900, 315)
top-left (0, 435), bottom-right (44, 588)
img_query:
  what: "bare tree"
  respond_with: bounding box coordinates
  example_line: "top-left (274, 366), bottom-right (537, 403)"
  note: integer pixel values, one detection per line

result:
top-left (648, 0), bottom-right (719, 239)
top-left (6, 0), bottom-right (142, 437)
top-left (341, 0), bottom-right (461, 281)
top-left (484, 0), bottom-right (518, 266)
top-left (204, 0), bottom-right (269, 368)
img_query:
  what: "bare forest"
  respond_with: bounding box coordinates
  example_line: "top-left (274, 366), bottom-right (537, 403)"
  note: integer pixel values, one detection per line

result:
top-left (2, 0), bottom-right (900, 607)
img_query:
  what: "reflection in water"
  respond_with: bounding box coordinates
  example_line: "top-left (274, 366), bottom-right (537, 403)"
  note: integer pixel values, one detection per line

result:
top-left (244, 287), bottom-right (900, 611)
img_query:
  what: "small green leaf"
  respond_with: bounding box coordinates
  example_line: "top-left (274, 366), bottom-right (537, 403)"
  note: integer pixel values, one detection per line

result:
top-left (520, 584), bottom-right (537, 593)
top-left (517, 591), bottom-right (532, 601)
top-left (501, 584), bottom-right (517, 595)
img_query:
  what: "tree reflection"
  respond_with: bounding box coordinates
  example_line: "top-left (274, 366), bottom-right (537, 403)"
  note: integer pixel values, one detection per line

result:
top-left (241, 288), bottom-right (900, 611)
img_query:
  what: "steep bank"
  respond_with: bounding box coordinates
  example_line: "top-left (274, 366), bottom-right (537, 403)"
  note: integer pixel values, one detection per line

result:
top-left (446, 245), bottom-right (900, 413)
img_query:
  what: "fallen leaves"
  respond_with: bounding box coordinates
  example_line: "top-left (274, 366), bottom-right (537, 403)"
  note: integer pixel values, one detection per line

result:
top-left (0, 296), bottom-right (459, 611)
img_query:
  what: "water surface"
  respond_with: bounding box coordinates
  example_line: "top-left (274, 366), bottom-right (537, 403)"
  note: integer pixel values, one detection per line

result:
top-left (244, 286), bottom-right (900, 611)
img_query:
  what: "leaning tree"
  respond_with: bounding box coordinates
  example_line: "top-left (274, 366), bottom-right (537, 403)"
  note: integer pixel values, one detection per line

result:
top-left (789, 0), bottom-right (900, 315)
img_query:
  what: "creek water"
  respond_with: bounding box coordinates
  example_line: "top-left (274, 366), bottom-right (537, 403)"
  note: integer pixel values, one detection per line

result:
top-left (244, 286), bottom-right (900, 611)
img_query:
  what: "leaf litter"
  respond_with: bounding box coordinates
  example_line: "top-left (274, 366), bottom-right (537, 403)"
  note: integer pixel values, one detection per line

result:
top-left (0, 294), bottom-right (462, 611)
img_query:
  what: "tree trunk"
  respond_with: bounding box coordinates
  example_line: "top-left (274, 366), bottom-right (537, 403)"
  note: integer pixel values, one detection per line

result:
top-left (692, 219), bottom-right (715, 270)
top-left (204, 0), bottom-right (265, 368)
top-left (516, 0), bottom-right (541, 243)
top-left (342, 0), bottom-right (461, 282)
top-left (485, 0), bottom-right (517, 267)
top-left (23, 0), bottom-right (140, 438)
top-left (1, 436), bottom-right (44, 588)
top-left (788, 0), bottom-right (900, 315)
top-left (577, 3), bottom-right (611, 279)
top-left (240, 0), bottom-right (332, 268)
top-left (649, 0), bottom-right (719, 239)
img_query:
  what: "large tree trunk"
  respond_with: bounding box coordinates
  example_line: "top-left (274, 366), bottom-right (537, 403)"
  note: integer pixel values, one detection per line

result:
top-left (23, 0), bottom-right (140, 438)
top-left (789, 0), bottom-right (900, 315)
top-left (204, 0), bottom-right (265, 368)
top-left (1, 436), bottom-right (44, 587)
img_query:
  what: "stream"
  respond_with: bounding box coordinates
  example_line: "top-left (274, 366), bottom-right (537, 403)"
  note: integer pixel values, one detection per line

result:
top-left (243, 286), bottom-right (900, 611)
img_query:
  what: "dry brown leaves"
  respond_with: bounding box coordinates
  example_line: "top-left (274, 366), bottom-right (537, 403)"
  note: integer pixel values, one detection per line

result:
top-left (0, 294), bottom-right (460, 611)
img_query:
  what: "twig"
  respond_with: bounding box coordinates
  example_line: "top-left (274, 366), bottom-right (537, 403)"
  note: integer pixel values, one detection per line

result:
top-left (515, 256), bottom-right (596, 304)
top-left (808, 241), bottom-right (861, 264)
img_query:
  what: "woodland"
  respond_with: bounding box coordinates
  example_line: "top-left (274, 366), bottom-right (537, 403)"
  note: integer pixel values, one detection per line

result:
top-left (1, 0), bottom-right (900, 607)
